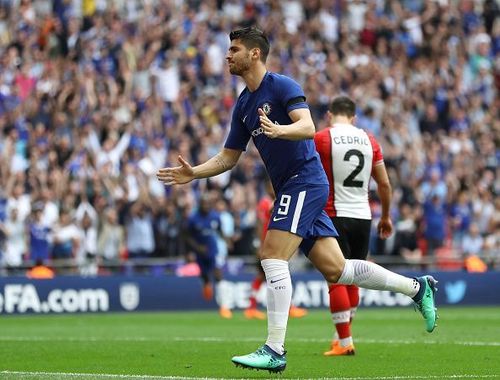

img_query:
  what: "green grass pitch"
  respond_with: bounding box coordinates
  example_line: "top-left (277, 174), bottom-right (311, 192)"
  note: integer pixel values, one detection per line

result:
top-left (1, 307), bottom-right (499, 379)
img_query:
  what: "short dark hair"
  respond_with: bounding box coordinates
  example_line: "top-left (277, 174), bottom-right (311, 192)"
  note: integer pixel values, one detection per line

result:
top-left (229, 26), bottom-right (270, 63)
top-left (329, 96), bottom-right (356, 117)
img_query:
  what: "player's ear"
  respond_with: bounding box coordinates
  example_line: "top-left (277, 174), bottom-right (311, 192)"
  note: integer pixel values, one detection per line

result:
top-left (327, 111), bottom-right (333, 124)
top-left (251, 47), bottom-right (260, 60)
top-left (351, 115), bottom-right (357, 126)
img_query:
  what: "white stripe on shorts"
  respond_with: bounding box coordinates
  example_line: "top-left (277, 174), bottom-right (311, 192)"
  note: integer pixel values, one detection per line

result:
top-left (291, 191), bottom-right (306, 234)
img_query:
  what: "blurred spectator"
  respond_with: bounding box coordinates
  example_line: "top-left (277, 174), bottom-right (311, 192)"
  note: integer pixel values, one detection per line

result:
top-left (472, 189), bottom-right (496, 235)
top-left (6, 181), bottom-right (31, 222)
top-left (77, 211), bottom-right (98, 276)
top-left (39, 188), bottom-right (59, 227)
top-left (356, 106), bottom-right (381, 137)
top-left (27, 202), bottom-right (51, 264)
top-left (51, 208), bottom-right (80, 261)
top-left (393, 203), bottom-right (422, 262)
top-left (449, 191), bottom-right (473, 247)
top-left (97, 207), bottom-right (125, 266)
top-left (419, 167), bottom-right (447, 203)
top-left (483, 229), bottom-right (499, 269)
top-left (423, 195), bottom-right (446, 257)
top-left (1, 207), bottom-right (26, 273)
top-left (152, 197), bottom-right (184, 258)
top-left (125, 198), bottom-right (155, 259)
top-left (461, 222), bottom-right (484, 257)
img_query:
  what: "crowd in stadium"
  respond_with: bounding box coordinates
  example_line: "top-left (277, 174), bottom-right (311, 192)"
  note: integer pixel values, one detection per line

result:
top-left (0, 0), bottom-right (498, 275)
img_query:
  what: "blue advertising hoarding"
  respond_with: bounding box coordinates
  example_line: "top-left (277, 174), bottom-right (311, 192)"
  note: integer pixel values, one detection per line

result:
top-left (0, 272), bottom-right (499, 314)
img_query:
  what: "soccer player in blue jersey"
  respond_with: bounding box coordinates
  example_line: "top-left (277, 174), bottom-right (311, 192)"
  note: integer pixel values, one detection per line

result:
top-left (157, 27), bottom-right (437, 374)
top-left (186, 194), bottom-right (233, 319)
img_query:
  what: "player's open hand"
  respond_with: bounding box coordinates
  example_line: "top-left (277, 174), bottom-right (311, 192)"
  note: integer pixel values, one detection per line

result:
top-left (377, 216), bottom-right (393, 239)
top-left (156, 155), bottom-right (195, 185)
top-left (258, 108), bottom-right (282, 138)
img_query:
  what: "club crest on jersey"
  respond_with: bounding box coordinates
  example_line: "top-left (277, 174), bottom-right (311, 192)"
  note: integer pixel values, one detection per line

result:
top-left (262, 103), bottom-right (272, 115)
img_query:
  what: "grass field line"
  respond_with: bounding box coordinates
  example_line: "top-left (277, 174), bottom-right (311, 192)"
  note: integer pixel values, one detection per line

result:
top-left (352, 314), bottom-right (500, 321)
top-left (1, 335), bottom-right (499, 347)
top-left (1, 370), bottom-right (499, 380)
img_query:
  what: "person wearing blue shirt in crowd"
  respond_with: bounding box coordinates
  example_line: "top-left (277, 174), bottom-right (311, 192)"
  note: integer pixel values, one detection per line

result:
top-left (423, 194), bottom-right (447, 257)
top-left (28, 203), bottom-right (51, 264)
top-left (186, 193), bottom-right (233, 319)
top-left (157, 26), bottom-right (438, 374)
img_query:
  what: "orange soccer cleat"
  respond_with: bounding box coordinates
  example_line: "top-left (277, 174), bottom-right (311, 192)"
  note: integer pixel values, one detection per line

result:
top-left (202, 284), bottom-right (213, 300)
top-left (326, 340), bottom-right (339, 351)
top-left (289, 305), bottom-right (308, 318)
top-left (244, 308), bottom-right (266, 320)
top-left (323, 340), bottom-right (355, 356)
top-left (219, 307), bottom-right (233, 319)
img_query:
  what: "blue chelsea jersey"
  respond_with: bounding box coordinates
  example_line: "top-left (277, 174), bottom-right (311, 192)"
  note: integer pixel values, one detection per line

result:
top-left (187, 210), bottom-right (221, 257)
top-left (225, 72), bottom-right (328, 192)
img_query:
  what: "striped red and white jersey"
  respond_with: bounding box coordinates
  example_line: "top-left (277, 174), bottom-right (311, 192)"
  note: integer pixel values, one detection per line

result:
top-left (314, 123), bottom-right (384, 220)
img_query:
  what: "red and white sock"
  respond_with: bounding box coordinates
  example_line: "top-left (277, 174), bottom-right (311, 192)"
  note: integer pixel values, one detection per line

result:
top-left (328, 284), bottom-right (352, 347)
top-left (346, 284), bottom-right (359, 323)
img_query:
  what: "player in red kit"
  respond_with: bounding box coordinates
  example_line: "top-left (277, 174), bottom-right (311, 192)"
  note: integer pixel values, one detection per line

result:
top-left (314, 96), bottom-right (394, 356)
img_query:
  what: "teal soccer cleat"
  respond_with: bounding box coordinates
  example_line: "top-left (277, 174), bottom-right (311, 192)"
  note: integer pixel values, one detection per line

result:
top-left (413, 275), bottom-right (439, 333)
top-left (231, 345), bottom-right (286, 373)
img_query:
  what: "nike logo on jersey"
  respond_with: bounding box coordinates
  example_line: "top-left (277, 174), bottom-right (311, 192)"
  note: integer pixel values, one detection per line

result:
top-left (242, 115), bottom-right (248, 123)
top-left (270, 277), bottom-right (287, 284)
top-left (272, 216), bottom-right (287, 222)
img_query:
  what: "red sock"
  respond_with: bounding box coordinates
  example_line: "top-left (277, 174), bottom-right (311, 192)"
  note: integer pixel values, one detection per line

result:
top-left (346, 285), bottom-right (359, 309)
top-left (329, 284), bottom-right (351, 339)
top-left (249, 276), bottom-right (264, 309)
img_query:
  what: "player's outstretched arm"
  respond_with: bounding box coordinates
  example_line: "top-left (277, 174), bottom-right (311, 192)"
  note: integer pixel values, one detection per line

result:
top-left (156, 148), bottom-right (242, 186)
top-left (259, 108), bottom-right (315, 140)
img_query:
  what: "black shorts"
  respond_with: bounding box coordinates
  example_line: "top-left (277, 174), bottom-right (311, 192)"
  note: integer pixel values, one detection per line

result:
top-left (330, 217), bottom-right (372, 260)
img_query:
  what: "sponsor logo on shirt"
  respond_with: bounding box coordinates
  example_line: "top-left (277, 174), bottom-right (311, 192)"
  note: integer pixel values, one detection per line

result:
top-left (262, 102), bottom-right (272, 115)
top-left (251, 127), bottom-right (265, 137)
